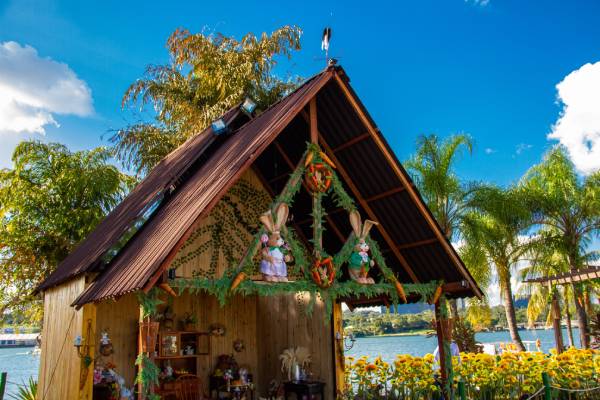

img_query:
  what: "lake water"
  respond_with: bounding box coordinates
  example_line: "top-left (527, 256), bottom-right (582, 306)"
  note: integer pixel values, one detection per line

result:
top-left (347, 328), bottom-right (581, 363)
top-left (0, 328), bottom-right (581, 397)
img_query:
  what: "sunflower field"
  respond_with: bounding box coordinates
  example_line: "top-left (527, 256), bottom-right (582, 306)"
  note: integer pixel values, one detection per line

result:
top-left (343, 348), bottom-right (600, 399)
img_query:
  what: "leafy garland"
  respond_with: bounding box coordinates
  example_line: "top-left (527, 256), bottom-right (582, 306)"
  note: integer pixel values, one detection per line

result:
top-left (168, 142), bottom-right (441, 319)
top-left (136, 289), bottom-right (162, 400)
top-left (171, 276), bottom-right (438, 320)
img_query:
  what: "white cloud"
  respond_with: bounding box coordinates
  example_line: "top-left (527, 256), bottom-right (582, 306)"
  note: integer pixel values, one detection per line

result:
top-left (0, 41), bottom-right (93, 136)
top-left (515, 143), bottom-right (533, 155)
top-left (466, 0), bottom-right (490, 6)
top-left (548, 61), bottom-right (600, 175)
top-left (484, 147), bottom-right (496, 155)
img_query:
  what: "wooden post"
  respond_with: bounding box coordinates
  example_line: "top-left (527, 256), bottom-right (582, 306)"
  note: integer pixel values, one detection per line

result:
top-left (551, 287), bottom-right (564, 354)
top-left (332, 302), bottom-right (345, 397)
top-left (310, 98), bottom-right (318, 144)
top-left (0, 372), bottom-right (6, 400)
top-left (434, 299), bottom-right (450, 400)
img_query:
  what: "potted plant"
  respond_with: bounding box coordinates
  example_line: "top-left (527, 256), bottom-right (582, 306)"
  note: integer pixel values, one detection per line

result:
top-left (181, 313), bottom-right (197, 331)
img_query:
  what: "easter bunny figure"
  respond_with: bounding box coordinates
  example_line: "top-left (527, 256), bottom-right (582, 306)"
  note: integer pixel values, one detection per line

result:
top-left (348, 210), bottom-right (379, 284)
top-left (259, 203), bottom-right (292, 282)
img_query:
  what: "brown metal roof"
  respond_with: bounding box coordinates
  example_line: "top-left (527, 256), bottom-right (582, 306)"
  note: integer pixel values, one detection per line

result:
top-left (71, 70), bottom-right (333, 306)
top-left (36, 106), bottom-right (245, 293)
top-left (39, 65), bottom-right (481, 307)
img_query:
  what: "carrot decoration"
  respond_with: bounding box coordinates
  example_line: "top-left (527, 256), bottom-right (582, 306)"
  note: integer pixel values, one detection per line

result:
top-left (319, 151), bottom-right (336, 168)
top-left (393, 279), bottom-right (407, 303)
top-left (429, 284), bottom-right (443, 305)
top-left (304, 151), bottom-right (314, 167)
top-left (230, 272), bottom-right (246, 291)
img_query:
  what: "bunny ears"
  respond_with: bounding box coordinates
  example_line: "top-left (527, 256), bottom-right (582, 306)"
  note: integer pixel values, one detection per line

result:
top-left (349, 210), bottom-right (379, 240)
top-left (259, 203), bottom-right (289, 233)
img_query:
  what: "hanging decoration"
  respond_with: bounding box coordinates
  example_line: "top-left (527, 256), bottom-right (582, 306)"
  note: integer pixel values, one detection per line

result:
top-left (311, 257), bottom-right (335, 288)
top-left (169, 142), bottom-right (428, 318)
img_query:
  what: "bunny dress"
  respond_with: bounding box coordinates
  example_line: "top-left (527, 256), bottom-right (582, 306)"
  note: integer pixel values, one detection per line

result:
top-left (260, 245), bottom-right (288, 278)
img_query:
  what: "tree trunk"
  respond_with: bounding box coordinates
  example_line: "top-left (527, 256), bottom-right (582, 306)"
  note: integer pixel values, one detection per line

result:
top-left (572, 282), bottom-right (590, 348)
top-left (500, 275), bottom-right (525, 351)
top-left (565, 303), bottom-right (575, 348)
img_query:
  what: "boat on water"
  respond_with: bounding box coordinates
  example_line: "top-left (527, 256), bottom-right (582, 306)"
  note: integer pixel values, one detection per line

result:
top-left (0, 333), bottom-right (40, 348)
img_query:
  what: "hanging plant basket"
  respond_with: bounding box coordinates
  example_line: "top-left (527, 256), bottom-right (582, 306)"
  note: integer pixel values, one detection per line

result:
top-left (139, 321), bottom-right (160, 354)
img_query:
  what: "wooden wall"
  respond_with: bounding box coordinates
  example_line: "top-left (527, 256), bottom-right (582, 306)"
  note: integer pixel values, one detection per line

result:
top-left (39, 168), bottom-right (334, 399)
top-left (257, 294), bottom-right (335, 400)
top-left (38, 277), bottom-right (86, 400)
top-left (94, 293), bottom-right (140, 388)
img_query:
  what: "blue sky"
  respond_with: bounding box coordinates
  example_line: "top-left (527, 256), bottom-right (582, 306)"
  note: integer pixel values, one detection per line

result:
top-left (1, 0), bottom-right (600, 185)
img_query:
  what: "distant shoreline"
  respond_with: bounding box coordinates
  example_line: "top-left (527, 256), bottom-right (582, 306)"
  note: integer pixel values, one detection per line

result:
top-left (355, 326), bottom-right (567, 339)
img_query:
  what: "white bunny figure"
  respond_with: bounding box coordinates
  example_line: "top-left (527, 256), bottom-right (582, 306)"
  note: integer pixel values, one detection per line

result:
top-left (259, 203), bottom-right (292, 282)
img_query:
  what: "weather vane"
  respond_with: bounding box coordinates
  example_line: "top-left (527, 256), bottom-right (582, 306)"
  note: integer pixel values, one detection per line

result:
top-left (321, 27), bottom-right (332, 66)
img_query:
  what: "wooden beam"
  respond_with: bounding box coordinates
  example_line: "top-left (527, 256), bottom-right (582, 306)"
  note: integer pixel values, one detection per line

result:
top-left (272, 141), bottom-right (346, 243)
top-left (267, 171), bottom-right (291, 185)
top-left (332, 302), bottom-right (345, 397)
top-left (333, 73), bottom-right (482, 298)
top-left (442, 281), bottom-right (469, 294)
top-left (364, 186), bottom-right (408, 203)
top-left (301, 110), bottom-right (420, 283)
top-left (310, 98), bottom-right (318, 144)
top-left (396, 238), bottom-right (439, 250)
top-left (332, 132), bottom-right (370, 153)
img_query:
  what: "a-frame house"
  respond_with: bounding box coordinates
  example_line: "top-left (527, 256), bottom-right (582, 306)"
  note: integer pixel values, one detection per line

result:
top-left (36, 65), bottom-right (482, 400)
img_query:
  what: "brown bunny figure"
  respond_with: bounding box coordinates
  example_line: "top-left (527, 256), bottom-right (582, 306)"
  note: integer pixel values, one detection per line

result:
top-left (259, 203), bottom-right (292, 282)
top-left (348, 210), bottom-right (379, 284)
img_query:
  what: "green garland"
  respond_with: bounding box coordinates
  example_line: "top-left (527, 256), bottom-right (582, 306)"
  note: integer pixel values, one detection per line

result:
top-left (165, 142), bottom-right (442, 323)
top-left (171, 276), bottom-right (439, 320)
top-left (137, 287), bottom-right (163, 319)
top-left (136, 289), bottom-right (163, 400)
top-left (135, 353), bottom-right (161, 400)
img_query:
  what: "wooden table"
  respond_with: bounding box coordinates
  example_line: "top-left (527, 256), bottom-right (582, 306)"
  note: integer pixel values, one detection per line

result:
top-left (283, 381), bottom-right (325, 400)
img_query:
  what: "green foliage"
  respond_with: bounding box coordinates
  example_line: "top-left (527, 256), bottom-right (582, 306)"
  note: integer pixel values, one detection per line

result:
top-left (113, 26), bottom-right (303, 176)
top-left (138, 287), bottom-right (164, 319)
top-left (172, 276), bottom-right (437, 321)
top-left (343, 309), bottom-right (434, 337)
top-left (461, 184), bottom-right (533, 349)
top-left (7, 377), bottom-right (37, 400)
top-left (0, 141), bottom-right (133, 323)
top-left (406, 133), bottom-right (473, 239)
top-left (465, 299), bottom-right (492, 331)
top-left (135, 353), bottom-right (161, 399)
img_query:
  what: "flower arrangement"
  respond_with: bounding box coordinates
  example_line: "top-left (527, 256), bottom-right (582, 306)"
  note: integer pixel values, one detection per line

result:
top-left (344, 348), bottom-right (600, 400)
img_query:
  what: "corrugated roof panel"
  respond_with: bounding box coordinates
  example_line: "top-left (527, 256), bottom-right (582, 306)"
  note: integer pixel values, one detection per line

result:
top-left (73, 70), bottom-right (333, 306)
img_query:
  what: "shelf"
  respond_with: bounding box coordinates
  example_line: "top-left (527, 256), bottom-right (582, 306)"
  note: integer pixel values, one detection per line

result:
top-left (155, 354), bottom-right (208, 360)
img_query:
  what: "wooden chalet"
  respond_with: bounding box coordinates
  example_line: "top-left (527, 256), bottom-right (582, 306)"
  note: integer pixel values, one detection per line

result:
top-left (36, 65), bottom-right (482, 400)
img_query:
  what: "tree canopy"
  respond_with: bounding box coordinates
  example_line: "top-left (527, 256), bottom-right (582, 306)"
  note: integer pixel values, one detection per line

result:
top-left (0, 141), bottom-right (133, 322)
top-left (112, 25), bottom-right (303, 176)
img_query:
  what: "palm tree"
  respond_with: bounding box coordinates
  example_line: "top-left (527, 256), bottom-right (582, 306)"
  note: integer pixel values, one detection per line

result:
top-left (112, 26), bottom-right (302, 176)
top-left (462, 185), bottom-right (532, 351)
top-left (406, 134), bottom-right (473, 239)
top-left (521, 146), bottom-right (600, 348)
top-left (406, 134), bottom-right (473, 318)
